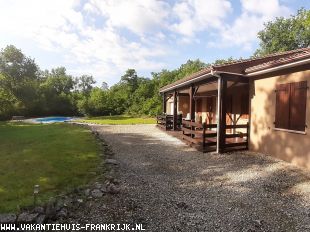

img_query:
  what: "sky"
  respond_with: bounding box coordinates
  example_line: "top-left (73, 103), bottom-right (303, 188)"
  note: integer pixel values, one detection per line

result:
top-left (0, 0), bottom-right (309, 86)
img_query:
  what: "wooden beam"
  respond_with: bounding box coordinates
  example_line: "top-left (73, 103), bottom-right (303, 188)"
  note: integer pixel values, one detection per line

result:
top-left (219, 78), bottom-right (227, 153)
top-left (162, 93), bottom-right (166, 113)
top-left (216, 76), bottom-right (227, 153)
top-left (173, 90), bottom-right (178, 130)
top-left (194, 90), bottom-right (218, 98)
top-left (189, 85), bottom-right (195, 120)
top-left (221, 73), bottom-right (249, 83)
top-left (178, 93), bottom-right (190, 96)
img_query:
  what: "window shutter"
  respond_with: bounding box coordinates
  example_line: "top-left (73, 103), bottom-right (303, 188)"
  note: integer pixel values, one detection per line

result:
top-left (289, 81), bottom-right (307, 131)
top-left (275, 83), bottom-right (290, 129)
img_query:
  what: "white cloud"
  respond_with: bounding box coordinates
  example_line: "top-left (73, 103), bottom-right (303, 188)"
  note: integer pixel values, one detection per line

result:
top-left (0, 0), bottom-right (171, 85)
top-left (171, 0), bottom-right (233, 37)
top-left (88, 0), bottom-right (170, 35)
top-left (215, 0), bottom-right (291, 50)
top-left (0, 0), bottom-right (297, 85)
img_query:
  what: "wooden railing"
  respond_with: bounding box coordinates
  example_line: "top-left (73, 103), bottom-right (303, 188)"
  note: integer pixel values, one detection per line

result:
top-left (182, 120), bottom-right (249, 152)
top-left (156, 114), bottom-right (182, 130)
top-left (182, 119), bottom-right (217, 152)
top-left (224, 123), bottom-right (249, 150)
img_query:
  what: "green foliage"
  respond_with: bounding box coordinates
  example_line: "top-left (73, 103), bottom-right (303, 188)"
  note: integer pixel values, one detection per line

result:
top-left (0, 122), bottom-right (100, 213)
top-left (255, 8), bottom-right (310, 56)
top-left (0, 45), bottom-right (210, 118)
top-left (4, 8), bottom-right (306, 122)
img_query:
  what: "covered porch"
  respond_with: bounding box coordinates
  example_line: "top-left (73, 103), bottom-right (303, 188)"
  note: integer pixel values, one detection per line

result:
top-left (157, 73), bottom-right (250, 153)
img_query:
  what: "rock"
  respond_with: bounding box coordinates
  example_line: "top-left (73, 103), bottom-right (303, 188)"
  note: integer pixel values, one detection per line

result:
top-left (0, 214), bottom-right (16, 223)
top-left (91, 189), bottom-right (103, 198)
top-left (63, 198), bottom-right (73, 207)
top-left (94, 182), bottom-right (103, 189)
top-left (33, 206), bottom-right (45, 214)
top-left (56, 208), bottom-right (68, 218)
top-left (35, 214), bottom-right (46, 224)
top-left (84, 189), bottom-right (91, 196)
top-left (55, 200), bottom-right (65, 212)
top-left (45, 201), bottom-right (56, 220)
top-left (105, 159), bottom-right (119, 165)
top-left (107, 184), bottom-right (120, 194)
top-left (17, 212), bottom-right (39, 223)
top-left (100, 186), bottom-right (108, 193)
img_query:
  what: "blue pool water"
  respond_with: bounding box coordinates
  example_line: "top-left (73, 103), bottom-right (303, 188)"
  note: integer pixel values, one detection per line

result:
top-left (34, 117), bottom-right (73, 123)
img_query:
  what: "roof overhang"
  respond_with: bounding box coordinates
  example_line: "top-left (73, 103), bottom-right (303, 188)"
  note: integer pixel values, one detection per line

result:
top-left (159, 72), bottom-right (213, 93)
top-left (247, 57), bottom-right (310, 77)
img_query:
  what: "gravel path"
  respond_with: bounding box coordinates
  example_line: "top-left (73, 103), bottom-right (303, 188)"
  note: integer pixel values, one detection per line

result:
top-left (68, 124), bottom-right (310, 232)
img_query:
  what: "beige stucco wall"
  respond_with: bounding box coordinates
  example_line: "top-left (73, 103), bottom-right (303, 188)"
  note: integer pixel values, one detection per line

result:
top-left (249, 68), bottom-right (310, 169)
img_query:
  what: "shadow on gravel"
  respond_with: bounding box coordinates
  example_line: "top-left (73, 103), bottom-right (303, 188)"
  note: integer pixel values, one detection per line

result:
top-left (74, 125), bottom-right (310, 232)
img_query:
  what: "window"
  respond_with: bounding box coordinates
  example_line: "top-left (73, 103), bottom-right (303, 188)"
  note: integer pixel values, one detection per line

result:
top-left (275, 81), bottom-right (308, 132)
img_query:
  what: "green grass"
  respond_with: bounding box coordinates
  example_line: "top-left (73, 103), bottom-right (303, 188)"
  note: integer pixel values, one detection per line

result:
top-left (76, 115), bottom-right (156, 125)
top-left (0, 122), bottom-right (100, 213)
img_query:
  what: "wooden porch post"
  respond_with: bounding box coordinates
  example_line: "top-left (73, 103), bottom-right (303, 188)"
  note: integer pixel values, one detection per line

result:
top-left (162, 93), bottom-right (166, 113)
top-left (189, 85), bottom-right (195, 120)
top-left (173, 90), bottom-right (178, 130)
top-left (216, 76), bottom-right (227, 153)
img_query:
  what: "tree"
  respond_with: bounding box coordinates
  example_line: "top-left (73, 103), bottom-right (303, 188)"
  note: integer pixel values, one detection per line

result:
top-left (213, 57), bottom-right (236, 65)
top-left (76, 75), bottom-right (96, 95)
top-left (101, 81), bottom-right (109, 91)
top-left (255, 8), bottom-right (310, 56)
top-left (0, 45), bottom-right (40, 116)
top-left (40, 67), bottom-right (76, 115)
top-left (120, 69), bottom-right (139, 93)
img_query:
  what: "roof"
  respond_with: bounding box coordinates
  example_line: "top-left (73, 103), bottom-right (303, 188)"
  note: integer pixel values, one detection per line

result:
top-left (160, 47), bottom-right (310, 93)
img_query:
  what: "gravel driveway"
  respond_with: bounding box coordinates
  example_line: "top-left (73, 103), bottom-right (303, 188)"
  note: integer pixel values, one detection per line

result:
top-left (69, 124), bottom-right (310, 232)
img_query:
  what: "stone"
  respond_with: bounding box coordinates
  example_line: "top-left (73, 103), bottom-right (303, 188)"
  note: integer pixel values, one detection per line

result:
top-left (105, 159), bottom-right (119, 165)
top-left (33, 206), bottom-right (45, 214)
top-left (107, 184), bottom-right (120, 194)
top-left (17, 212), bottom-right (39, 223)
top-left (56, 208), bottom-right (68, 218)
top-left (100, 186), bottom-right (108, 193)
top-left (84, 189), bottom-right (91, 196)
top-left (0, 214), bottom-right (16, 223)
top-left (45, 201), bottom-right (56, 219)
top-left (94, 182), bottom-right (103, 189)
top-left (35, 214), bottom-right (46, 224)
top-left (63, 198), bottom-right (73, 207)
top-left (55, 200), bottom-right (64, 212)
top-left (91, 189), bottom-right (103, 198)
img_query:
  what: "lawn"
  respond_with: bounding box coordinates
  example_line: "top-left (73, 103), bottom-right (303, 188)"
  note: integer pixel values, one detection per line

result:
top-left (0, 122), bottom-right (100, 213)
top-left (76, 115), bottom-right (156, 125)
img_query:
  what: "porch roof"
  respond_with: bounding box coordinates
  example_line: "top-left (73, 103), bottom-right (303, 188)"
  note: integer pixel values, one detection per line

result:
top-left (160, 47), bottom-right (310, 93)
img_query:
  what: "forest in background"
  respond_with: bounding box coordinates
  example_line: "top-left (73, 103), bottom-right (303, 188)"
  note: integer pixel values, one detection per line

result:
top-left (0, 8), bottom-right (309, 120)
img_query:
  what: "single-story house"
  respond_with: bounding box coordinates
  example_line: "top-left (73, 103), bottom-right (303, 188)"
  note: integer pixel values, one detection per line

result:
top-left (157, 47), bottom-right (310, 169)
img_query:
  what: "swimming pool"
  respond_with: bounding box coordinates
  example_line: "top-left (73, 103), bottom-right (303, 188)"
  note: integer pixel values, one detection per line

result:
top-left (33, 117), bottom-right (74, 123)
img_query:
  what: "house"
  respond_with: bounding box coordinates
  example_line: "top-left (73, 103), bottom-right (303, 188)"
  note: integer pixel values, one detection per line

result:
top-left (157, 47), bottom-right (310, 169)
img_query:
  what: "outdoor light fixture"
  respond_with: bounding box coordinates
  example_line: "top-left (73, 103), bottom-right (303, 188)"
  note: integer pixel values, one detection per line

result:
top-left (33, 184), bottom-right (40, 206)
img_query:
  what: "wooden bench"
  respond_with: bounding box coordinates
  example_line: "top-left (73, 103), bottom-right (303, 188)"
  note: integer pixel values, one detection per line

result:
top-left (11, 116), bottom-right (25, 121)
